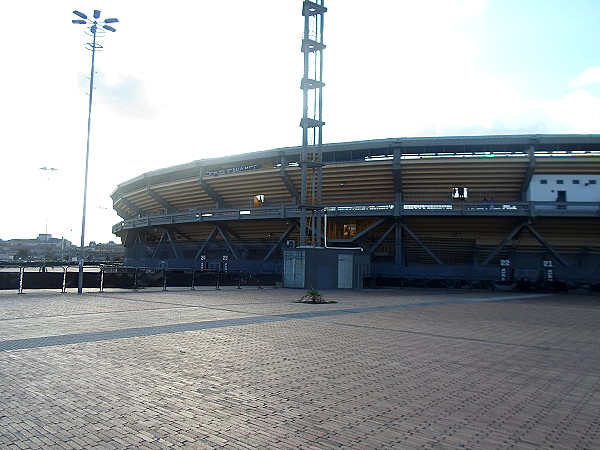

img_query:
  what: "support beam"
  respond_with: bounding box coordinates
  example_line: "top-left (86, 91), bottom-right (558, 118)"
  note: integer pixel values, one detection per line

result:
top-left (401, 223), bottom-right (445, 266)
top-left (299, 216), bottom-right (324, 245)
top-left (216, 225), bottom-right (242, 260)
top-left (151, 231), bottom-right (166, 259)
top-left (525, 224), bottom-right (569, 267)
top-left (349, 218), bottom-right (386, 243)
top-left (164, 229), bottom-right (182, 260)
top-left (392, 145), bottom-right (403, 203)
top-left (328, 218), bottom-right (387, 244)
top-left (367, 222), bottom-right (396, 256)
top-left (113, 205), bottom-right (128, 219)
top-left (118, 197), bottom-right (143, 217)
top-left (395, 220), bottom-right (403, 265)
top-left (194, 228), bottom-right (219, 259)
top-left (263, 224), bottom-right (296, 261)
top-left (123, 229), bottom-right (140, 247)
top-left (173, 228), bottom-right (194, 242)
top-left (280, 155), bottom-right (300, 203)
top-left (124, 231), bottom-right (146, 263)
top-left (482, 221), bottom-right (526, 265)
top-left (151, 229), bottom-right (183, 260)
top-left (199, 177), bottom-right (229, 209)
top-left (147, 187), bottom-right (174, 212)
top-left (520, 143), bottom-right (536, 201)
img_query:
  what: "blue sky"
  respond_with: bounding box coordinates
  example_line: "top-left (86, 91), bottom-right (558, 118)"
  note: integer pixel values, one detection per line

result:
top-left (477, 0), bottom-right (600, 98)
top-left (1, 0), bottom-right (599, 245)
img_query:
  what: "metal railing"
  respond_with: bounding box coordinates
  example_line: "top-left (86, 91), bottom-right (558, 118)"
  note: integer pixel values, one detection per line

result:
top-left (0, 266), bottom-right (281, 293)
top-left (113, 201), bottom-right (600, 233)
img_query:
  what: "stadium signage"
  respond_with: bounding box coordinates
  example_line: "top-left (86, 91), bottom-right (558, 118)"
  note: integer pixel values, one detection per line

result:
top-left (206, 163), bottom-right (260, 177)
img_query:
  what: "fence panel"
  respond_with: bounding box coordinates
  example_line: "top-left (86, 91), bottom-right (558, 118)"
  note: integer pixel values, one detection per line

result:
top-left (0, 272), bottom-right (20, 290)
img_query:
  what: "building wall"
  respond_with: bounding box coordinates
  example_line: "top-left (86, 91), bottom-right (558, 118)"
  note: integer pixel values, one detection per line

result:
top-left (528, 174), bottom-right (600, 202)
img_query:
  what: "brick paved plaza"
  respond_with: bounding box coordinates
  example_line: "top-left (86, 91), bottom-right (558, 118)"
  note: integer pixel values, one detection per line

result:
top-left (0, 287), bottom-right (599, 449)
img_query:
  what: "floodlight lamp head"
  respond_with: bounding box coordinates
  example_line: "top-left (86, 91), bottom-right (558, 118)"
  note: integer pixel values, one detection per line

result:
top-left (104, 18), bottom-right (118, 23)
top-left (72, 19), bottom-right (87, 24)
top-left (73, 10), bottom-right (88, 20)
top-left (103, 25), bottom-right (116, 32)
top-left (93, 10), bottom-right (101, 19)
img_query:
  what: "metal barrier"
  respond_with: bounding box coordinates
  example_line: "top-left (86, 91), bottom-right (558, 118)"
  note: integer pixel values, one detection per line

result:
top-left (0, 267), bottom-right (280, 293)
top-left (364, 275), bottom-right (599, 293)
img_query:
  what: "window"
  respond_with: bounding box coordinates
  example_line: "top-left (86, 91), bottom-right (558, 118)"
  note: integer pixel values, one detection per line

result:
top-left (540, 179), bottom-right (548, 184)
top-left (253, 195), bottom-right (265, 207)
top-left (452, 187), bottom-right (468, 199)
top-left (573, 180), bottom-right (580, 184)
top-left (590, 180), bottom-right (597, 185)
top-left (557, 180), bottom-right (564, 184)
top-left (343, 224), bottom-right (357, 237)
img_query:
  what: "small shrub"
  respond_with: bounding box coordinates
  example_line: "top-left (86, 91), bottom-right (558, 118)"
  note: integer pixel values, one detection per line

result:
top-left (299, 287), bottom-right (324, 303)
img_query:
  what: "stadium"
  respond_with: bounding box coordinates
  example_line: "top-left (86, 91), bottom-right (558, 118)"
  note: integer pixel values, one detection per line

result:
top-left (111, 134), bottom-right (600, 290)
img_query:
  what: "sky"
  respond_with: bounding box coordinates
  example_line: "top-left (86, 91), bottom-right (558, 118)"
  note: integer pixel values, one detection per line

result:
top-left (1, 0), bottom-right (600, 245)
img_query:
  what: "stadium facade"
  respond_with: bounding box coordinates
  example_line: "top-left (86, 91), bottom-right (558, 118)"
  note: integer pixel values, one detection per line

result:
top-left (111, 134), bottom-right (600, 288)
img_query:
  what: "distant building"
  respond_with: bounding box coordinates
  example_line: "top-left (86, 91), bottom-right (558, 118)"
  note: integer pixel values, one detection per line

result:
top-left (86, 241), bottom-right (125, 263)
top-left (0, 235), bottom-right (123, 263)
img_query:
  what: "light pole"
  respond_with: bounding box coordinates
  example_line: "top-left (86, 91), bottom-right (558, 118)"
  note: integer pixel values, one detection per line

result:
top-left (72, 10), bottom-right (118, 294)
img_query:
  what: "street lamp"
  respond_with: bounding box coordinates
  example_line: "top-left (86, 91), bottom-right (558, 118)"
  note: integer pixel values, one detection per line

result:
top-left (72, 10), bottom-right (118, 294)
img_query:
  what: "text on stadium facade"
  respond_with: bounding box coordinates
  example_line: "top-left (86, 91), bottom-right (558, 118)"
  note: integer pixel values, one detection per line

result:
top-left (206, 164), bottom-right (260, 177)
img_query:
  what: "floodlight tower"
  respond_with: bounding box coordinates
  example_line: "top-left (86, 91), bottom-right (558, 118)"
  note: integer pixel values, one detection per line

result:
top-left (299, 1), bottom-right (327, 247)
top-left (72, 10), bottom-right (118, 294)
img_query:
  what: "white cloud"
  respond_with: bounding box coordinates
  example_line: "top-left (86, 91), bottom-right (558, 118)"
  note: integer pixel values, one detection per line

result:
top-left (569, 67), bottom-right (600, 88)
top-left (545, 89), bottom-right (600, 133)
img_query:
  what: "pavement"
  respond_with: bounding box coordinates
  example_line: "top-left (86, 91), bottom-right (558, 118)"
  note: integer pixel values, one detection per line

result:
top-left (0, 287), bottom-right (599, 449)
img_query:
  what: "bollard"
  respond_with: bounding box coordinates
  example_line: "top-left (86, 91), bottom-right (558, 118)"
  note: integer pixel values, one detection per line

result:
top-left (99, 266), bottom-right (104, 293)
top-left (191, 270), bottom-right (196, 291)
top-left (215, 270), bottom-right (221, 290)
top-left (62, 267), bottom-right (68, 293)
top-left (18, 266), bottom-right (24, 294)
top-left (257, 272), bottom-right (263, 289)
top-left (163, 270), bottom-right (168, 291)
top-left (133, 270), bottom-right (138, 291)
top-left (237, 271), bottom-right (242, 289)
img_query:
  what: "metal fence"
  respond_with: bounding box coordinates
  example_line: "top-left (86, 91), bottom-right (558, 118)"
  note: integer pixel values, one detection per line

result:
top-left (364, 275), bottom-right (600, 294)
top-left (0, 267), bottom-right (281, 293)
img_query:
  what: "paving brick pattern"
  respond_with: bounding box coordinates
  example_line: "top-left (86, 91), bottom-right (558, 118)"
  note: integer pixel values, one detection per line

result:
top-left (0, 288), bottom-right (598, 448)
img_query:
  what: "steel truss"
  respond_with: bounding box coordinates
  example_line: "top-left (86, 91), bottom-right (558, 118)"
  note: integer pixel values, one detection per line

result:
top-left (300, 0), bottom-right (326, 246)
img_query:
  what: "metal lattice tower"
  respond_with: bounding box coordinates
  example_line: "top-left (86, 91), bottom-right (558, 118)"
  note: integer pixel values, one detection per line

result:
top-left (300, 0), bottom-right (327, 247)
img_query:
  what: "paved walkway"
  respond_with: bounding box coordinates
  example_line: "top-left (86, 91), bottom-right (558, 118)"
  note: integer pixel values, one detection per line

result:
top-left (0, 288), bottom-right (598, 449)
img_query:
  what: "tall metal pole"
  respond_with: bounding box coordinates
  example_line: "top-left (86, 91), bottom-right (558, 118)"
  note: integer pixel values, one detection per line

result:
top-left (78, 28), bottom-right (98, 294)
top-left (72, 10), bottom-right (118, 294)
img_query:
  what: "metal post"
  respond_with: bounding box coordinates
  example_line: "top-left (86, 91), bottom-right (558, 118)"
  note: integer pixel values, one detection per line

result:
top-left (62, 267), bottom-right (67, 293)
top-left (77, 26), bottom-right (97, 295)
top-left (18, 266), bottom-right (24, 294)
top-left (72, 10), bottom-right (118, 294)
top-left (100, 266), bottom-right (104, 292)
